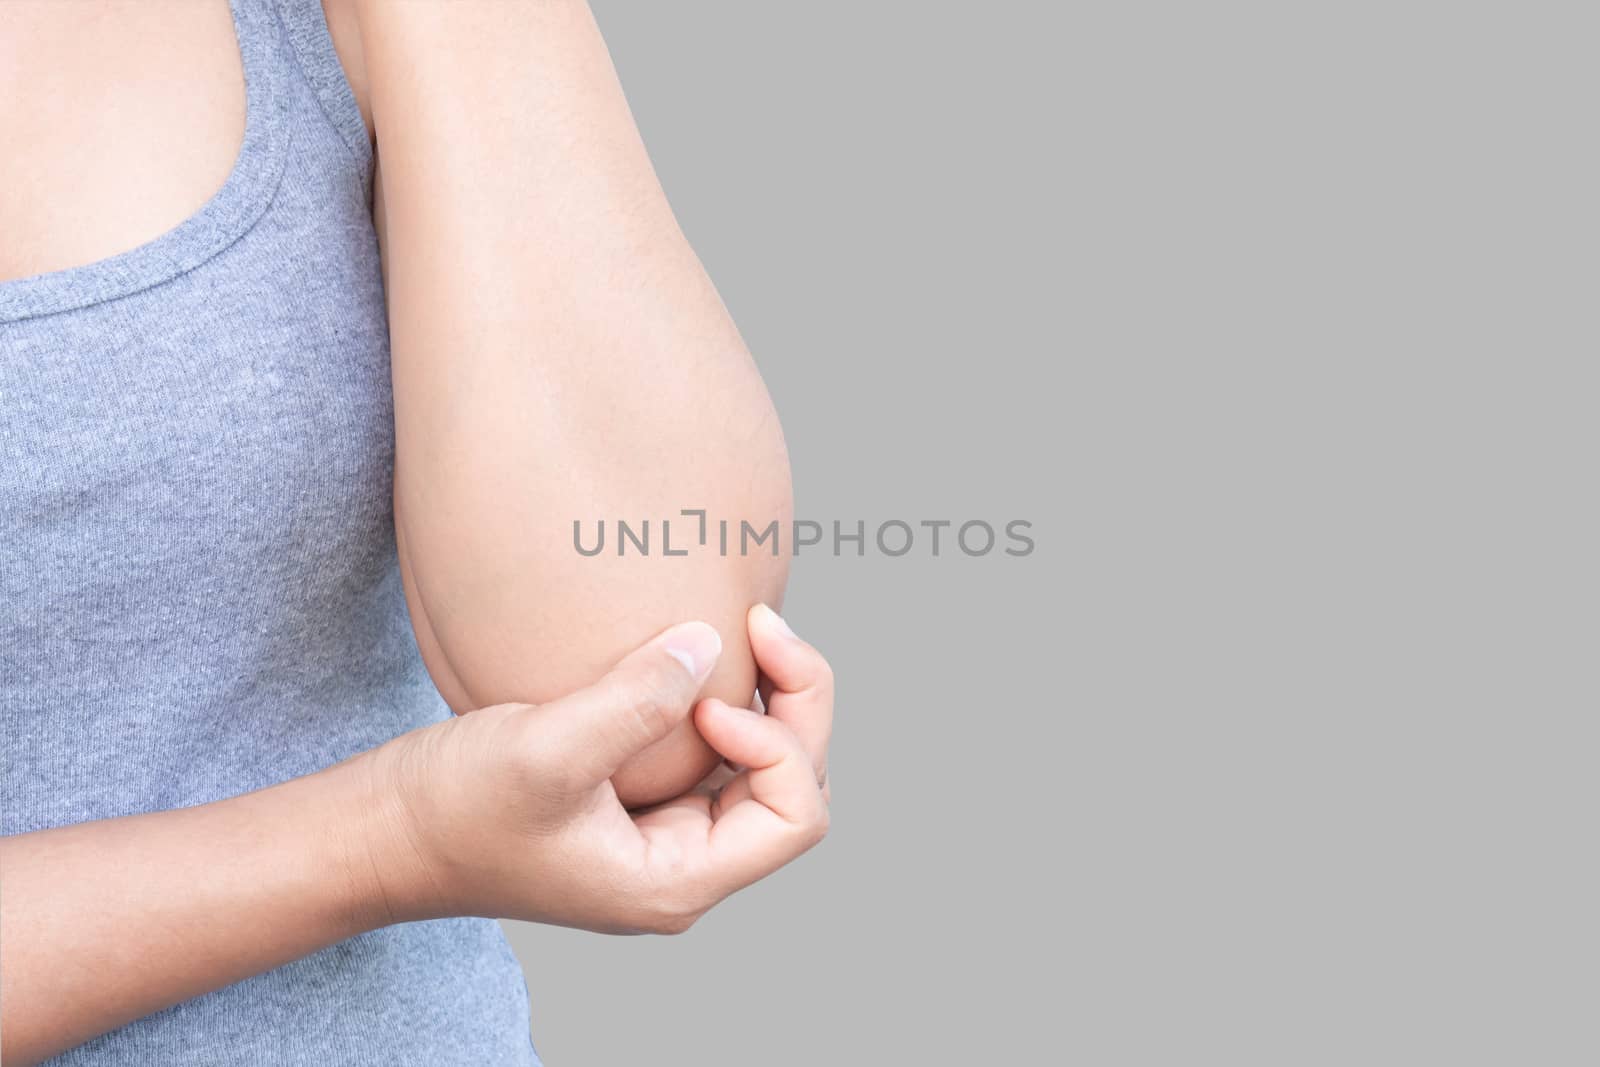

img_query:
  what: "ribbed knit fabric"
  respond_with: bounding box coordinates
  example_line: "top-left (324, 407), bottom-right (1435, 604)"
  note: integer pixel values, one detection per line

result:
top-left (0, 2), bottom-right (540, 1063)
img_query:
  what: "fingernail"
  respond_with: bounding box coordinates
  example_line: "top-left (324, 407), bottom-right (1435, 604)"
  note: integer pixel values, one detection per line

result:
top-left (662, 621), bottom-right (722, 682)
top-left (758, 602), bottom-right (797, 639)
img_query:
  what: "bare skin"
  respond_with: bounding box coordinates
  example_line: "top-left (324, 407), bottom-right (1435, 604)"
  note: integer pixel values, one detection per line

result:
top-left (0, 1), bottom-right (242, 282)
top-left (0, 1), bottom-right (822, 1062)
top-left (353, 0), bottom-right (796, 807)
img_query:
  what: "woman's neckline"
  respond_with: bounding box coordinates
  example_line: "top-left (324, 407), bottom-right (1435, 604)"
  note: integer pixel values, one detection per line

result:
top-left (0, 0), bottom-right (289, 326)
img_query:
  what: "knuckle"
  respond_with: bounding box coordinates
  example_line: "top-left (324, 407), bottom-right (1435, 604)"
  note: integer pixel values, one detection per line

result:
top-left (507, 716), bottom-right (575, 794)
top-left (654, 911), bottom-right (698, 936)
top-left (529, 753), bottom-right (580, 798)
top-left (805, 805), bottom-right (832, 848)
top-left (813, 657), bottom-right (836, 699)
top-left (644, 894), bottom-right (703, 936)
top-left (613, 674), bottom-right (678, 743)
top-left (624, 865), bottom-right (709, 936)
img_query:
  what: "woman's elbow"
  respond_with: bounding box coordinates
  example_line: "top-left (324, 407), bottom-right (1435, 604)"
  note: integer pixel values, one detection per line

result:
top-left (601, 465), bottom-right (794, 806)
top-left (398, 415), bottom-right (794, 808)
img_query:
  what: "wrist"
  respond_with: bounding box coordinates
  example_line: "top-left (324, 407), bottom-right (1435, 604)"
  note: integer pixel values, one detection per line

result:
top-left (324, 734), bottom-right (453, 930)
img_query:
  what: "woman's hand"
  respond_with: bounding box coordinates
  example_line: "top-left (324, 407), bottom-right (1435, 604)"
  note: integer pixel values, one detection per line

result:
top-left (0, 607), bottom-right (827, 1063)
top-left (356, 604), bottom-right (833, 934)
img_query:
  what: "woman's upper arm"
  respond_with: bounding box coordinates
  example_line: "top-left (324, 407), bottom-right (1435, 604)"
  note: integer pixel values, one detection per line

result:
top-left (354, 1), bottom-right (793, 805)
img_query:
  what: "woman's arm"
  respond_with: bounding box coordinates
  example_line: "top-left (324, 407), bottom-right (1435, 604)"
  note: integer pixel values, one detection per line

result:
top-left (0, 754), bottom-right (384, 1064)
top-left (353, 0), bottom-right (792, 807)
top-left (1, 617), bottom-right (832, 1065)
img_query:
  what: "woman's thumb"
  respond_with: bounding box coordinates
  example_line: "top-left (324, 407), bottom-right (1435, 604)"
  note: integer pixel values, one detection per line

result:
top-left (536, 621), bottom-right (722, 792)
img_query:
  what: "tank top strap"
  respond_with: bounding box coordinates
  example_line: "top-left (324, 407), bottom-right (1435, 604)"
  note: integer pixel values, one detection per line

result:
top-left (274, 0), bottom-right (374, 203)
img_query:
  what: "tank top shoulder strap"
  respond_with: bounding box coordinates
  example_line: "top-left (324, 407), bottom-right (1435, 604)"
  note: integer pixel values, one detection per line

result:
top-left (273, 0), bottom-right (374, 203)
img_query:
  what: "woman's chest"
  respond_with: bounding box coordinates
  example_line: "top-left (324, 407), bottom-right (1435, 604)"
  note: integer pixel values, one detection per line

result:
top-left (0, 0), bottom-right (394, 640)
top-left (0, 226), bottom-right (396, 630)
top-left (0, 1), bottom-right (245, 286)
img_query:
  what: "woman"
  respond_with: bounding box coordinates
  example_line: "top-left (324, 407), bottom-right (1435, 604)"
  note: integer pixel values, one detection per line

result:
top-left (0, 1), bottom-right (832, 1063)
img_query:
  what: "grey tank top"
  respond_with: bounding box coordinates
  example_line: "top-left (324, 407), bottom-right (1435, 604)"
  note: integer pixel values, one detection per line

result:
top-left (0, 2), bottom-right (540, 1063)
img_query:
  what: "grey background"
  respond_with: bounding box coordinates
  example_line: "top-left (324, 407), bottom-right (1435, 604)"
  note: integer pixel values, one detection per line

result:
top-left (508, 2), bottom-right (1594, 1064)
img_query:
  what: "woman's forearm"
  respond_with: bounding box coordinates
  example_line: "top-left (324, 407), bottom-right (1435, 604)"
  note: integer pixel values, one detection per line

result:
top-left (0, 753), bottom-right (391, 1066)
top-left (359, 0), bottom-right (794, 807)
